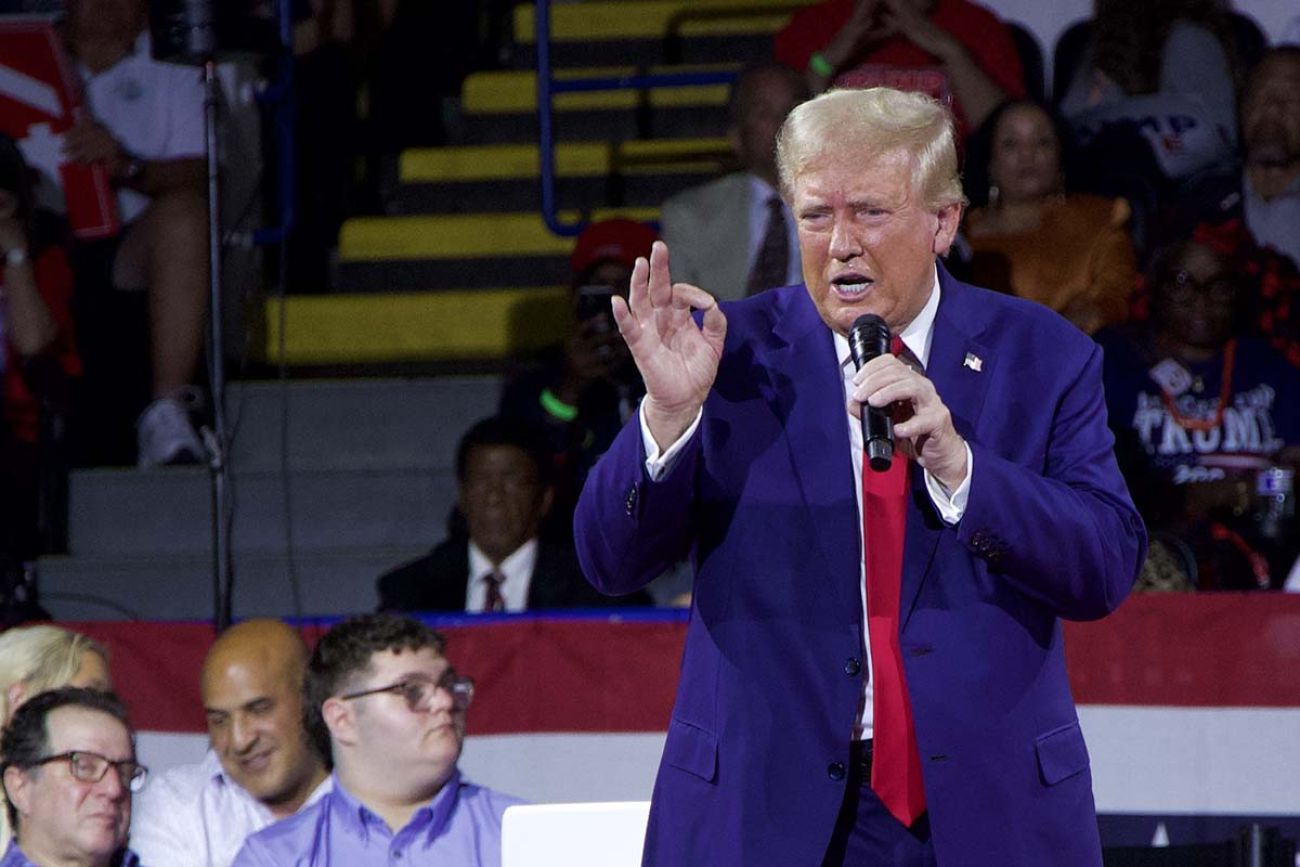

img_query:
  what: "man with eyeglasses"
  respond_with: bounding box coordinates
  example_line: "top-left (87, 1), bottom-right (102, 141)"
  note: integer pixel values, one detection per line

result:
top-left (0, 687), bottom-right (147, 867)
top-left (231, 614), bottom-right (524, 866)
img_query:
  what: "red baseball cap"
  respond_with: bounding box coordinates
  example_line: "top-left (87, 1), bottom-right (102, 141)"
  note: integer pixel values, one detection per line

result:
top-left (569, 218), bottom-right (659, 277)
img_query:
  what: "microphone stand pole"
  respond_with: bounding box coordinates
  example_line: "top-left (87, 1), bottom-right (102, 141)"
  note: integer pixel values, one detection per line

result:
top-left (200, 57), bottom-right (233, 633)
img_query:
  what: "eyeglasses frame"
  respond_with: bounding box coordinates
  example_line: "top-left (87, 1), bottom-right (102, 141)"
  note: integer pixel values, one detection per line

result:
top-left (338, 671), bottom-right (475, 713)
top-left (19, 750), bottom-right (148, 792)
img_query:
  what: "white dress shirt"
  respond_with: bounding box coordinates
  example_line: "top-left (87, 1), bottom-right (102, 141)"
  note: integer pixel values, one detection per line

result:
top-left (76, 32), bottom-right (205, 223)
top-left (466, 538), bottom-right (539, 612)
top-left (130, 749), bottom-right (331, 867)
top-left (641, 266), bottom-right (972, 736)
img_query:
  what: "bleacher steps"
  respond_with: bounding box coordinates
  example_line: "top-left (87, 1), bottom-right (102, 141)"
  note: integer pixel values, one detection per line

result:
top-left (224, 377), bottom-right (502, 471)
top-left (335, 208), bottom-right (657, 292)
top-left (262, 290), bottom-right (571, 365)
top-left (389, 138), bottom-right (732, 213)
top-left (510, 0), bottom-right (813, 66)
top-left (38, 546), bottom-right (428, 621)
top-left (459, 67), bottom-right (733, 143)
top-left (40, 376), bottom-right (506, 620)
top-left (66, 466), bottom-right (457, 557)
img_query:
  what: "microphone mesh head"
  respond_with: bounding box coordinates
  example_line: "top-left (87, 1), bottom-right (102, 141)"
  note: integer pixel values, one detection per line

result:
top-left (849, 314), bottom-right (890, 368)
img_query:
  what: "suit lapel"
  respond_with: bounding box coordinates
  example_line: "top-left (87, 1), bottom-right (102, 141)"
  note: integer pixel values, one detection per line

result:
top-left (901, 267), bottom-right (995, 625)
top-left (765, 288), bottom-right (863, 620)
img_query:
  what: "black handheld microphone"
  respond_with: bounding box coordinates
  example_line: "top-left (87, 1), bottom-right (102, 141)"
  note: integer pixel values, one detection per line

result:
top-left (848, 313), bottom-right (893, 472)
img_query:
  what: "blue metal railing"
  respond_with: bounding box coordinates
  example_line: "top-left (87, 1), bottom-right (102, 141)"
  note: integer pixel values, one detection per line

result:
top-left (251, 0), bottom-right (296, 248)
top-left (534, 0), bottom-right (738, 237)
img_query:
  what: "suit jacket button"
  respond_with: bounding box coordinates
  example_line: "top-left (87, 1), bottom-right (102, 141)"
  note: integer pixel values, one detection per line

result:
top-left (624, 485), bottom-right (638, 516)
top-left (844, 657), bottom-right (861, 676)
top-left (827, 761), bottom-right (846, 781)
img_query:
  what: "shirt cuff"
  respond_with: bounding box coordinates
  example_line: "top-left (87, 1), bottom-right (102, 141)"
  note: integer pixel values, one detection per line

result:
top-left (924, 441), bottom-right (973, 525)
top-left (641, 406), bottom-right (703, 481)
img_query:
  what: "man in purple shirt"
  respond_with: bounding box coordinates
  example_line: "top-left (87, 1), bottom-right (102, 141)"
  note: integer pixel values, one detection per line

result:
top-left (0, 687), bottom-right (147, 867)
top-left (231, 615), bottom-right (524, 867)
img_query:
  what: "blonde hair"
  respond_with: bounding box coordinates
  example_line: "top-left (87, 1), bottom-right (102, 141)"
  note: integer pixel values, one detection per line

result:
top-left (0, 625), bottom-right (108, 723)
top-left (776, 87), bottom-right (967, 211)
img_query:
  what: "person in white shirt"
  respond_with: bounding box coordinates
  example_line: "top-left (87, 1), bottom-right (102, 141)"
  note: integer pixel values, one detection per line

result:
top-left (129, 620), bottom-right (330, 867)
top-left (62, 0), bottom-right (210, 467)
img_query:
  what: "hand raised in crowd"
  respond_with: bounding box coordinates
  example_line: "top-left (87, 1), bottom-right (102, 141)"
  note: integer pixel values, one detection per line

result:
top-left (849, 354), bottom-right (968, 490)
top-left (815, 0), bottom-right (893, 84)
top-left (839, 0), bottom-right (893, 54)
top-left (62, 116), bottom-right (125, 173)
top-left (878, 0), bottom-right (961, 60)
top-left (613, 241), bottom-right (726, 448)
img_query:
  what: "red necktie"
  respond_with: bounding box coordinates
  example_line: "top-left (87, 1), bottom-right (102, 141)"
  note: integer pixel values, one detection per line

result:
top-left (862, 334), bottom-right (926, 826)
top-left (483, 572), bottom-right (506, 613)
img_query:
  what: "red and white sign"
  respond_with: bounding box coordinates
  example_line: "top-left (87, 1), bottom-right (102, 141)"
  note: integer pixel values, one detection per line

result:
top-left (60, 594), bottom-right (1300, 818)
top-left (0, 18), bottom-right (119, 239)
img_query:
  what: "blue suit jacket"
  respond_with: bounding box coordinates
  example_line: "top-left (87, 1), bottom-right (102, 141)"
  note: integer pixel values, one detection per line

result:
top-left (573, 266), bottom-right (1145, 867)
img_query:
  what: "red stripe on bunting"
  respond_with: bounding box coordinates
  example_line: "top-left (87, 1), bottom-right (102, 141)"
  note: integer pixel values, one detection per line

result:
top-left (1064, 592), bottom-right (1300, 707)
top-left (59, 593), bottom-right (1300, 736)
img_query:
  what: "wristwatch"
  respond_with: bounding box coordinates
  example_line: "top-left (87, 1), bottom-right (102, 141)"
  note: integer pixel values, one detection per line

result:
top-left (4, 246), bottom-right (28, 267)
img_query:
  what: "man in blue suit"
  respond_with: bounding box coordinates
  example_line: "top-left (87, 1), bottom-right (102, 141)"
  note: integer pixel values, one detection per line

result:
top-left (573, 87), bottom-right (1145, 866)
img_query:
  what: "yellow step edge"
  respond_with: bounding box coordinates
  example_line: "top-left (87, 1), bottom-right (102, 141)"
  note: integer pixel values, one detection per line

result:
top-left (339, 208), bottom-right (660, 261)
top-left (462, 66), bottom-right (736, 114)
top-left (263, 289), bottom-right (572, 364)
top-left (514, 0), bottom-right (809, 42)
top-left (399, 137), bottom-right (731, 183)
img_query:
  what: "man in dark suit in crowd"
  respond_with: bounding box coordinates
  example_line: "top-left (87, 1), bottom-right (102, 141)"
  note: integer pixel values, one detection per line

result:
top-left (660, 63), bottom-right (810, 302)
top-left (378, 416), bottom-right (648, 612)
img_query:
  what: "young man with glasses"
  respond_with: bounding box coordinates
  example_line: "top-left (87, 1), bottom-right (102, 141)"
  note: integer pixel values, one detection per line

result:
top-left (0, 687), bottom-right (147, 867)
top-left (231, 614), bottom-right (523, 866)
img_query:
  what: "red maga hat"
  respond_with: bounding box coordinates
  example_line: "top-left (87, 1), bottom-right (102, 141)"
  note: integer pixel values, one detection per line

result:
top-left (569, 218), bottom-right (659, 276)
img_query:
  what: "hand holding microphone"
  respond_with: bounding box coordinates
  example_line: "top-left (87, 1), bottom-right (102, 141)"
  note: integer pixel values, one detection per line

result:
top-left (847, 315), bottom-right (967, 488)
top-left (849, 314), bottom-right (894, 471)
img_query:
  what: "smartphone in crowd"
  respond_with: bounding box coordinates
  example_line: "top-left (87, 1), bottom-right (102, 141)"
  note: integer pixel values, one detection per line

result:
top-left (575, 285), bottom-right (616, 333)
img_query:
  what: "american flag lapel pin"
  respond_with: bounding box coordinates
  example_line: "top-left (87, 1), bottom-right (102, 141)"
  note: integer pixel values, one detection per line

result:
top-left (963, 352), bottom-right (983, 372)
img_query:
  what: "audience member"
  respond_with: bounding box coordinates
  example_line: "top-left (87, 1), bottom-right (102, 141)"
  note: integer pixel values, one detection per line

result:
top-left (1, 134), bottom-right (78, 565)
top-left (130, 620), bottom-right (330, 867)
top-left (1097, 237), bottom-right (1300, 590)
top-left (659, 64), bottom-right (810, 302)
top-left (61, 0), bottom-right (210, 468)
top-left (499, 218), bottom-right (654, 528)
top-left (961, 99), bottom-right (1136, 334)
top-left (0, 626), bottom-right (110, 725)
top-left (0, 624), bottom-right (112, 847)
top-left (0, 687), bottom-right (145, 867)
top-left (1057, 0), bottom-right (1238, 188)
top-left (773, 0), bottom-right (1025, 135)
top-left (378, 416), bottom-right (649, 612)
top-left (231, 614), bottom-right (524, 866)
top-left (1173, 47), bottom-right (1300, 270)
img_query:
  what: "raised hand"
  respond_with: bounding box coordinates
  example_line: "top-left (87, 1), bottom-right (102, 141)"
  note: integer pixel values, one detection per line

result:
top-left (813, 0), bottom-right (893, 87)
top-left (612, 241), bottom-right (726, 448)
top-left (879, 0), bottom-right (960, 60)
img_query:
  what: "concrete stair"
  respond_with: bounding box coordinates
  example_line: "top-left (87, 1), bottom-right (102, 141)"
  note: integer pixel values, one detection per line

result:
top-left (38, 376), bottom-right (504, 621)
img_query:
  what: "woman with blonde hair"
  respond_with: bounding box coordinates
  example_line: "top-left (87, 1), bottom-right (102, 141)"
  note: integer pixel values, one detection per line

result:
top-left (0, 624), bottom-right (111, 845)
